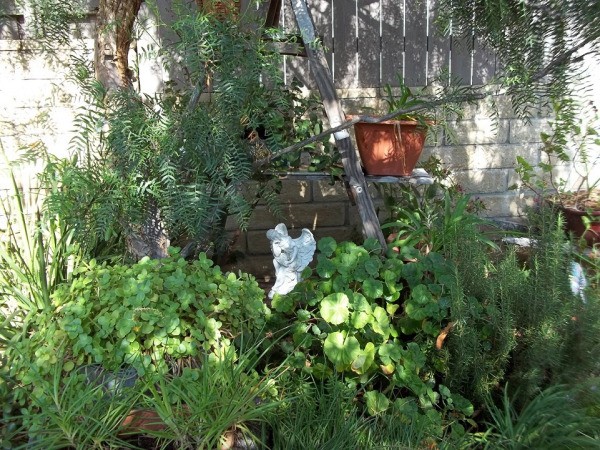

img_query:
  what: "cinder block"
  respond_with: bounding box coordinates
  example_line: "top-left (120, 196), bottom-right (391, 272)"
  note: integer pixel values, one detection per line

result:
top-left (476, 192), bottom-right (536, 218)
top-left (311, 226), bottom-right (362, 244)
top-left (242, 179), bottom-right (312, 205)
top-left (279, 179), bottom-right (312, 203)
top-left (509, 119), bottom-right (551, 144)
top-left (248, 202), bottom-right (347, 230)
top-left (452, 169), bottom-right (509, 194)
top-left (312, 179), bottom-right (347, 201)
top-left (426, 143), bottom-right (540, 170)
top-left (246, 229), bottom-right (274, 255)
top-left (447, 119), bottom-right (509, 145)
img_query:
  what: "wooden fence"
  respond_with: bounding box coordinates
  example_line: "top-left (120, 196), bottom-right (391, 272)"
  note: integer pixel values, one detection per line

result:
top-left (278, 0), bottom-right (496, 89)
top-left (0, 0), bottom-right (497, 89)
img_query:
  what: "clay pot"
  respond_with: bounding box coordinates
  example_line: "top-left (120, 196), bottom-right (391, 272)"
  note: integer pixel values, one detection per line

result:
top-left (121, 409), bottom-right (167, 434)
top-left (556, 203), bottom-right (600, 247)
top-left (352, 119), bottom-right (427, 176)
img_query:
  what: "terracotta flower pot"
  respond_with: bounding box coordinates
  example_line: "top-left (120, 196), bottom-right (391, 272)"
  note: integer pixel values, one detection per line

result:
top-left (196, 0), bottom-right (240, 19)
top-left (121, 409), bottom-right (167, 434)
top-left (556, 204), bottom-right (600, 246)
top-left (352, 119), bottom-right (427, 176)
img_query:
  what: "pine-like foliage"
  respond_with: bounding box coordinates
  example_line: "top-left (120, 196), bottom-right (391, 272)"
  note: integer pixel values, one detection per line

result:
top-left (443, 205), bottom-right (600, 407)
top-left (438, 0), bottom-right (600, 116)
top-left (40, 7), bottom-right (310, 258)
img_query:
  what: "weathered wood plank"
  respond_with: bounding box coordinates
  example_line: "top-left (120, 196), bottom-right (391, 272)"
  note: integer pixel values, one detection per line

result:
top-left (381, 0), bottom-right (404, 85)
top-left (332, 0), bottom-right (357, 89)
top-left (451, 30), bottom-right (473, 85)
top-left (282, 0), bottom-right (314, 88)
top-left (357, 0), bottom-right (380, 87)
top-left (290, 0), bottom-right (386, 249)
top-left (427, 0), bottom-right (450, 83)
top-left (404, 0), bottom-right (428, 86)
top-left (309, 0), bottom-right (332, 70)
top-left (472, 35), bottom-right (495, 85)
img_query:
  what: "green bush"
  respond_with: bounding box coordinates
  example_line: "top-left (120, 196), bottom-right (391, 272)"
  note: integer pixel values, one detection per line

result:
top-left (443, 205), bottom-right (600, 407)
top-left (269, 237), bottom-right (473, 429)
top-left (7, 250), bottom-right (269, 407)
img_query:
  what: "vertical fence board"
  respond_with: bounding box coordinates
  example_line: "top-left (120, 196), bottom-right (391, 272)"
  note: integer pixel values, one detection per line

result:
top-left (332, 0), bottom-right (357, 89)
top-left (380, 0), bottom-right (403, 85)
top-left (309, 0), bottom-right (333, 71)
top-left (404, 0), bottom-right (427, 86)
top-left (472, 36), bottom-right (495, 85)
top-left (450, 31), bottom-right (473, 85)
top-left (427, 0), bottom-right (449, 83)
top-left (357, 0), bottom-right (380, 87)
top-left (282, 0), bottom-right (315, 88)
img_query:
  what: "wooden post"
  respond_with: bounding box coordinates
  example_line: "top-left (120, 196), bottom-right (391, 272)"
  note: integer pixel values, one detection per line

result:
top-left (290, 0), bottom-right (386, 250)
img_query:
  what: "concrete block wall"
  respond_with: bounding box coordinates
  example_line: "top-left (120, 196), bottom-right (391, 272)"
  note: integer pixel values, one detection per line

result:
top-left (225, 178), bottom-right (365, 277)
top-left (341, 91), bottom-right (553, 221)
top-left (2, 7), bottom-right (597, 279)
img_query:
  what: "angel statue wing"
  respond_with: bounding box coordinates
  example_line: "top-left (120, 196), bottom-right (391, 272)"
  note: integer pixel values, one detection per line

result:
top-left (291, 228), bottom-right (316, 274)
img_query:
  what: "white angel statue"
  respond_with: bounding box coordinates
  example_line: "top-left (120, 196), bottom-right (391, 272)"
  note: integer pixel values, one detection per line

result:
top-left (267, 223), bottom-right (316, 299)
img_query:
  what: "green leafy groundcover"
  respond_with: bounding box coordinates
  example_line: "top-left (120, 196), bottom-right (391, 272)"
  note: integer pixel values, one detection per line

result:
top-left (8, 249), bottom-right (269, 403)
top-left (270, 237), bottom-right (473, 430)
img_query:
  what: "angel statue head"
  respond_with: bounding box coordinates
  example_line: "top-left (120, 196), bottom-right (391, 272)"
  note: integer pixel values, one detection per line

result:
top-left (266, 223), bottom-right (316, 299)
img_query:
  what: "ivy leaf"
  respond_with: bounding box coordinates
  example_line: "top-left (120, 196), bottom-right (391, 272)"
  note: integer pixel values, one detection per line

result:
top-left (363, 278), bottom-right (384, 299)
top-left (351, 342), bottom-right (375, 375)
top-left (320, 293), bottom-right (350, 325)
top-left (364, 390), bottom-right (390, 415)
top-left (323, 331), bottom-right (360, 371)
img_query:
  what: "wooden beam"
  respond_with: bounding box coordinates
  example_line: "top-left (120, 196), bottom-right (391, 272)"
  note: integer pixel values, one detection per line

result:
top-left (289, 0), bottom-right (386, 250)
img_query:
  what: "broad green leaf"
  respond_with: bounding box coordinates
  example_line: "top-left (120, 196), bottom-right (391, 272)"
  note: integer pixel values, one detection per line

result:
top-left (363, 238), bottom-right (382, 253)
top-left (317, 237), bottom-right (337, 257)
top-left (316, 257), bottom-right (336, 278)
top-left (320, 293), bottom-right (350, 325)
top-left (323, 331), bottom-right (360, 371)
top-left (364, 258), bottom-right (382, 276)
top-left (363, 278), bottom-right (384, 299)
top-left (365, 390), bottom-right (390, 415)
top-left (351, 342), bottom-right (375, 375)
top-left (272, 293), bottom-right (294, 313)
top-left (350, 310), bottom-right (370, 329)
top-left (371, 306), bottom-right (392, 337)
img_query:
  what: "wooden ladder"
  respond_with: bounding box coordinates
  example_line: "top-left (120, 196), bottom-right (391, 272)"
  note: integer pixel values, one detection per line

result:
top-left (287, 0), bottom-right (387, 249)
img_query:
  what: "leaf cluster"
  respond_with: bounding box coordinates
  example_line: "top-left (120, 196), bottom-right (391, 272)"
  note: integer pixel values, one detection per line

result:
top-left (5, 249), bottom-right (269, 408)
top-left (269, 237), bottom-right (473, 427)
top-left (438, 0), bottom-right (600, 117)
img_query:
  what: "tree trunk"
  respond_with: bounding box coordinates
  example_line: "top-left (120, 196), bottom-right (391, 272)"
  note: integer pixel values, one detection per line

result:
top-left (94, 0), bottom-right (170, 260)
top-left (95, 0), bottom-right (143, 89)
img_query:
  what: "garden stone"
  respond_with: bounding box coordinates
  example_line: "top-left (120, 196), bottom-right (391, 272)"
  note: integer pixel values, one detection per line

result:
top-left (267, 223), bottom-right (316, 298)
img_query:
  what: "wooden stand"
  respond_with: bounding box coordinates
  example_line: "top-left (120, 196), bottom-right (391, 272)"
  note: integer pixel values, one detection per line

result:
top-left (290, 0), bottom-right (387, 250)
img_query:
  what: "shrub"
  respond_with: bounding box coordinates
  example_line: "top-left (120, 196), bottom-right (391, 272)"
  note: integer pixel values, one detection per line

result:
top-left (269, 237), bottom-right (473, 430)
top-left (7, 250), bottom-right (269, 407)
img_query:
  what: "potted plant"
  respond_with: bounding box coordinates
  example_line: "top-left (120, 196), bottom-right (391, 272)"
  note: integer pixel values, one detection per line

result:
top-left (350, 77), bottom-right (435, 177)
top-left (515, 101), bottom-right (600, 246)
